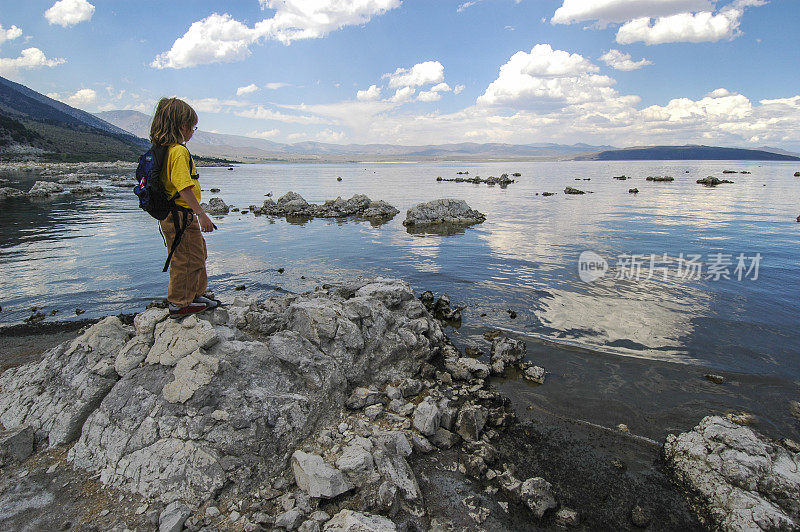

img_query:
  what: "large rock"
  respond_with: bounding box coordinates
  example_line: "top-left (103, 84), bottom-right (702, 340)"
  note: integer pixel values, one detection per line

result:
top-left (27, 181), bottom-right (64, 197)
top-left (454, 404), bottom-right (488, 442)
top-left (489, 336), bottom-right (526, 375)
top-left (0, 425), bottom-right (34, 466)
top-left (292, 450), bottom-right (353, 498)
top-left (664, 416), bottom-right (800, 531)
top-left (520, 477), bottom-right (557, 518)
top-left (201, 197), bottom-right (230, 215)
top-left (0, 317), bottom-right (131, 446)
top-left (159, 501), bottom-right (191, 532)
top-left (63, 279), bottom-right (444, 505)
top-left (412, 398), bottom-right (440, 436)
top-left (402, 199), bottom-right (485, 227)
top-left (323, 509), bottom-right (397, 531)
top-left (254, 192), bottom-right (398, 220)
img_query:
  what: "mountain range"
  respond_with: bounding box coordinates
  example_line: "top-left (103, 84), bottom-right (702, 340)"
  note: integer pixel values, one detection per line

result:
top-left (1, 74), bottom-right (798, 163)
top-left (0, 75), bottom-right (146, 161)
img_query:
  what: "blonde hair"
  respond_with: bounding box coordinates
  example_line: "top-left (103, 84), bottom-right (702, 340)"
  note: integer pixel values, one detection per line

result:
top-left (149, 97), bottom-right (198, 146)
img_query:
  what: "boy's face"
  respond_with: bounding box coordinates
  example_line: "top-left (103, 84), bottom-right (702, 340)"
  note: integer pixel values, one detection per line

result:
top-left (181, 122), bottom-right (197, 142)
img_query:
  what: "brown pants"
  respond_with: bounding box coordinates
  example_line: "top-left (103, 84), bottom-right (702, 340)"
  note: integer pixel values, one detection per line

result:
top-left (160, 211), bottom-right (207, 307)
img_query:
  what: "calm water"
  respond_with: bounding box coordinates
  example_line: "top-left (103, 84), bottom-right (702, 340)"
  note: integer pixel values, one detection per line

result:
top-left (1, 160), bottom-right (798, 438)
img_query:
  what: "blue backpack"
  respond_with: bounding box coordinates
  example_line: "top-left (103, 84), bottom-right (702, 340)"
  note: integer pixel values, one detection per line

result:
top-left (134, 145), bottom-right (176, 221)
top-left (134, 145), bottom-right (192, 272)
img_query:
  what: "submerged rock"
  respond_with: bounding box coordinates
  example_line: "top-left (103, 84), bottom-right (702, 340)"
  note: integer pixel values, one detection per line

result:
top-left (403, 199), bottom-right (485, 227)
top-left (438, 174), bottom-right (515, 187)
top-left (252, 192), bottom-right (399, 220)
top-left (696, 176), bottom-right (734, 186)
top-left (27, 181), bottom-right (65, 197)
top-left (68, 185), bottom-right (103, 195)
top-left (664, 415), bottom-right (800, 531)
top-left (0, 187), bottom-right (25, 200)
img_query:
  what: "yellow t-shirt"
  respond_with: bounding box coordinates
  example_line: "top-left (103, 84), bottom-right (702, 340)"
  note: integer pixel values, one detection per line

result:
top-left (161, 144), bottom-right (199, 209)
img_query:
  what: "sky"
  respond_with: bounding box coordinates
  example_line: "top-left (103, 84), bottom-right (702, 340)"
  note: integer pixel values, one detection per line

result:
top-left (1, 0), bottom-right (799, 150)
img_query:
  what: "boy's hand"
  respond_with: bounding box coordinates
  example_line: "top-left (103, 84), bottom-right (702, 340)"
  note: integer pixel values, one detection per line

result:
top-left (198, 212), bottom-right (215, 232)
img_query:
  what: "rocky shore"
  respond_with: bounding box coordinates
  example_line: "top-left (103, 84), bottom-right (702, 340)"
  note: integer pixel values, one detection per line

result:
top-left (1, 278), bottom-right (797, 531)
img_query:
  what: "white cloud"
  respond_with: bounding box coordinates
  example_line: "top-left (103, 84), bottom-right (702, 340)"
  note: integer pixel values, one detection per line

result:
top-left (316, 129), bottom-right (346, 143)
top-left (44, 0), bottom-right (95, 27)
top-left (477, 44), bottom-right (616, 107)
top-left (237, 83), bottom-right (259, 96)
top-left (418, 83), bottom-right (452, 102)
top-left (599, 49), bottom-right (653, 70)
top-left (616, 2), bottom-right (763, 45)
top-left (152, 13), bottom-right (255, 69)
top-left (153, 1), bottom-right (400, 69)
top-left (457, 1), bottom-right (481, 12)
top-left (390, 86), bottom-right (415, 102)
top-left (454, 84), bottom-right (466, 95)
top-left (47, 88), bottom-right (97, 108)
top-left (248, 129), bottom-right (280, 138)
top-left (384, 61), bottom-right (445, 88)
top-left (265, 82), bottom-right (288, 90)
top-left (417, 90), bottom-right (442, 102)
top-left (357, 84), bottom-right (381, 101)
top-left (0, 24), bottom-right (23, 45)
top-left (236, 105), bottom-right (331, 124)
top-left (0, 47), bottom-right (65, 76)
top-left (551, 0), bottom-right (713, 26)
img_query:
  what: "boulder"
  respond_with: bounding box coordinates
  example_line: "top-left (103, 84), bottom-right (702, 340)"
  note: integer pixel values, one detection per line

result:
top-left (563, 186), bottom-right (585, 195)
top-left (489, 336), bottom-right (526, 375)
top-left (323, 509), bottom-right (397, 531)
top-left (402, 199), bottom-right (485, 227)
top-left (645, 175), bottom-right (674, 182)
top-left (292, 450), bottom-right (353, 498)
top-left (522, 365), bottom-right (546, 384)
top-left (455, 404), bottom-right (488, 442)
top-left (664, 415), bottom-right (800, 530)
top-left (159, 501), bottom-right (191, 532)
top-left (201, 197), bottom-right (230, 215)
top-left (60, 279), bottom-right (444, 505)
top-left (0, 317), bottom-right (130, 446)
top-left (0, 425), bottom-right (34, 466)
top-left (412, 398), bottom-right (441, 436)
top-left (276, 507), bottom-right (306, 529)
top-left (520, 477), bottom-right (557, 519)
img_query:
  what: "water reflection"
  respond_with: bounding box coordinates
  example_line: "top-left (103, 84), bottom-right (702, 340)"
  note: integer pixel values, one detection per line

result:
top-left (1, 160), bottom-right (798, 385)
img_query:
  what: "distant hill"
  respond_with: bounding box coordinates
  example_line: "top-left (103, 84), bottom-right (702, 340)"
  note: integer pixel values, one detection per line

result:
top-left (574, 145), bottom-right (800, 161)
top-left (0, 76), bottom-right (147, 162)
top-left (96, 110), bottom-right (615, 162)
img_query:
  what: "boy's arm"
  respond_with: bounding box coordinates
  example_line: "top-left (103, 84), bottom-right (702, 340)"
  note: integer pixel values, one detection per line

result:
top-left (178, 185), bottom-right (214, 232)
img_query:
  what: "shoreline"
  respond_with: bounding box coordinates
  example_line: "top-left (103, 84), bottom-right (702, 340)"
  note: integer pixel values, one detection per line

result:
top-left (1, 283), bottom-right (797, 530)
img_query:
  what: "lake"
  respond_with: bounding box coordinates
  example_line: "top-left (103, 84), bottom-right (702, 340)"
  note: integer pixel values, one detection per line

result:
top-left (1, 159), bottom-right (798, 440)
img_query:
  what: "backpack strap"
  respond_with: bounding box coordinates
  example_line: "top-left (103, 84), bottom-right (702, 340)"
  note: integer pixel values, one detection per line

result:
top-left (160, 145), bottom-right (199, 272)
top-left (162, 208), bottom-right (192, 272)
